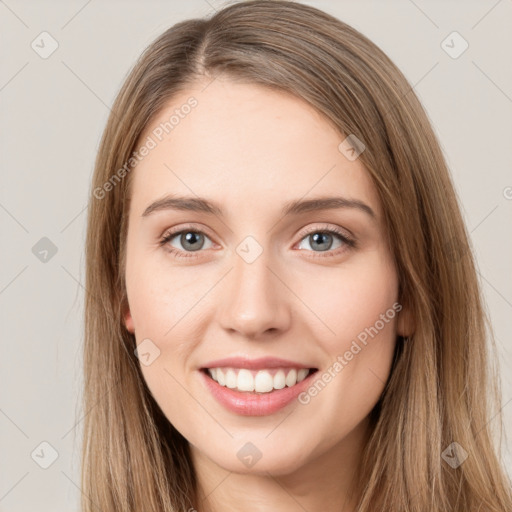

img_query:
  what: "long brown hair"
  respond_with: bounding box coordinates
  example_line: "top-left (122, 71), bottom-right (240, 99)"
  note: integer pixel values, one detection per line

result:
top-left (82, 1), bottom-right (512, 510)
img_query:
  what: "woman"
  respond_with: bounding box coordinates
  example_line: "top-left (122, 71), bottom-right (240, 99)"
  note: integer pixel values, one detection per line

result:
top-left (82, 1), bottom-right (512, 510)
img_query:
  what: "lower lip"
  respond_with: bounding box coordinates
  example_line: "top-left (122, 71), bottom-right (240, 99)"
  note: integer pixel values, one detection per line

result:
top-left (199, 369), bottom-right (317, 416)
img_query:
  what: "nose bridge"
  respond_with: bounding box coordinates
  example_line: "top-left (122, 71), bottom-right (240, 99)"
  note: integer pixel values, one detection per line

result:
top-left (218, 240), bottom-right (291, 338)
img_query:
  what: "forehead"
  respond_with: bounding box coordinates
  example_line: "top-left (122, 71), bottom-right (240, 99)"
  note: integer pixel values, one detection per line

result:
top-left (129, 77), bottom-right (382, 221)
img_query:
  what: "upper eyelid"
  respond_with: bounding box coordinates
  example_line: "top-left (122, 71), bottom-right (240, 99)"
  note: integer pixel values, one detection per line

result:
top-left (299, 223), bottom-right (352, 237)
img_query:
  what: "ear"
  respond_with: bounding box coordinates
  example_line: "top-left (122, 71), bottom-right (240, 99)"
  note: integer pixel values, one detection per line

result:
top-left (122, 300), bottom-right (135, 334)
top-left (396, 303), bottom-right (415, 338)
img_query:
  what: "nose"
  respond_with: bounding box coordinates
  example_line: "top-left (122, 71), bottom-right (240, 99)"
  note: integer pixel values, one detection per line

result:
top-left (217, 248), bottom-right (292, 340)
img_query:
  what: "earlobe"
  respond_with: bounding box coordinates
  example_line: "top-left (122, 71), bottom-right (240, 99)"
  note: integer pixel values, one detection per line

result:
top-left (397, 304), bottom-right (415, 338)
top-left (122, 302), bottom-right (135, 334)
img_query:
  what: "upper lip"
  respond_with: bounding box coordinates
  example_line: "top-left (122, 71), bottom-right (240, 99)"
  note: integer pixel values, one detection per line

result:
top-left (201, 356), bottom-right (316, 370)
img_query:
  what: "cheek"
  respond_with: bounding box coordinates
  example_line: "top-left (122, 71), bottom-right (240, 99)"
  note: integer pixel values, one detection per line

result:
top-left (293, 254), bottom-right (399, 423)
top-left (125, 259), bottom-right (205, 434)
top-left (125, 249), bottom-right (203, 337)
top-left (125, 252), bottom-right (207, 388)
top-left (293, 252), bottom-right (399, 350)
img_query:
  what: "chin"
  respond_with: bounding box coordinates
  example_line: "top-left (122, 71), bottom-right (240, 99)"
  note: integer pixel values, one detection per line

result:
top-left (200, 439), bottom-right (312, 476)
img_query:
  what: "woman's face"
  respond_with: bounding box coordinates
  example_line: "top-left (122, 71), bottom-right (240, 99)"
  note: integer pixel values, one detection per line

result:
top-left (123, 77), bottom-right (411, 476)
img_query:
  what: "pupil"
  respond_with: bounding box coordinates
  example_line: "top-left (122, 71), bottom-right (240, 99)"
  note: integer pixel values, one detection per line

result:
top-left (182, 232), bottom-right (203, 251)
top-left (311, 232), bottom-right (332, 251)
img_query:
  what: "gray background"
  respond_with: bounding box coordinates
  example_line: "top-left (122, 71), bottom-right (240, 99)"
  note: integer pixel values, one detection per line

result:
top-left (1, 0), bottom-right (511, 510)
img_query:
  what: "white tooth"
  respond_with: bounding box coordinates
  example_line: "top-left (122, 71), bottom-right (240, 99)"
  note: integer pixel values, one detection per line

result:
top-left (285, 368), bottom-right (298, 387)
top-left (237, 369), bottom-right (254, 391)
top-left (254, 370), bottom-right (274, 393)
top-left (297, 368), bottom-right (309, 382)
top-left (216, 368), bottom-right (226, 386)
top-left (273, 370), bottom-right (286, 389)
top-left (208, 368), bottom-right (217, 381)
top-left (225, 369), bottom-right (237, 388)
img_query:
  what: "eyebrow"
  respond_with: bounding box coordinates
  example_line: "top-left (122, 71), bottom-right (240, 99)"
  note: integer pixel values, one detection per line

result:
top-left (141, 194), bottom-right (376, 220)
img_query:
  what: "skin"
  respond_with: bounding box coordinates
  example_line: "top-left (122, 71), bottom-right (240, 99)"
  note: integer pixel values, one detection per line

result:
top-left (123, 76), bottom-right (413, 512)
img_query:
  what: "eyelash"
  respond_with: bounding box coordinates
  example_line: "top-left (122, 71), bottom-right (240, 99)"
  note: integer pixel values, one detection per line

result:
top-left (158, 223), bottom-right (357, 260)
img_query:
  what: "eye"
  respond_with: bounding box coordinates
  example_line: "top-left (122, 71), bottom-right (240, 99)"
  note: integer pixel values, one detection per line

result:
top-left (295, 225), bottom-right (356, 257)
top-left (159, 226), bottom-right (214, 259)
top-left (159, 223), bottom-right (356, 260)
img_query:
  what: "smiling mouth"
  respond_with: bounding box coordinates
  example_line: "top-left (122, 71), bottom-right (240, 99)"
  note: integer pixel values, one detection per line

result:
top-left (201, 367), bottom-right (318, 394)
